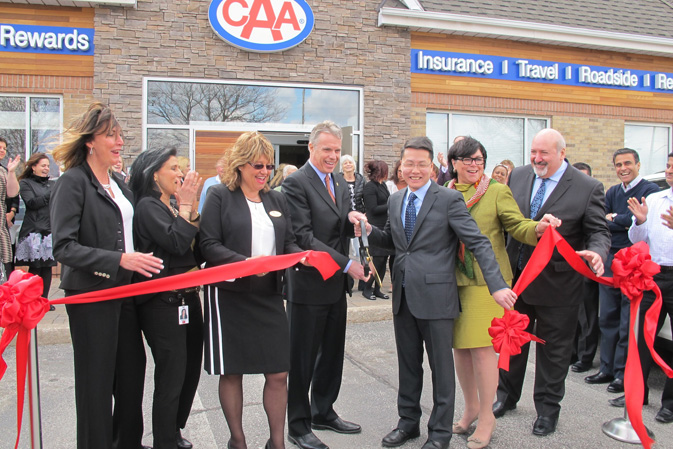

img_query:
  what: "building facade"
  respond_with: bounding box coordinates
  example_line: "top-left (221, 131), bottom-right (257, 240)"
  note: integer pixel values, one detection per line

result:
top-left (1, 0), bottom-right (673, 185)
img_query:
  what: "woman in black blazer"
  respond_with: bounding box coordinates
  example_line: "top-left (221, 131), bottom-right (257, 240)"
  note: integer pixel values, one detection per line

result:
top-left (16, 153), bottom-right (56, 301)
top-left (200, 131), bottom-right (303, 449)
top-left (130, 148), bottom-right (203, 449)
top-left (50, 103), bottom-right (163, 449)
top-left (362, 160), bottom-right (391, 300)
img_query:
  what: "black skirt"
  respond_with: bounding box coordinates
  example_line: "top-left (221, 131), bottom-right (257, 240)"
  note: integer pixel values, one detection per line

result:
top-left (203, 277), bottom-right (290, 375)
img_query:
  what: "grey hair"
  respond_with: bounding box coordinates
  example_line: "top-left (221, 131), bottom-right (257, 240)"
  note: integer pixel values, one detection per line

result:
top-left (340, 154), bottom-right (355, 170)
top-left (283, 164), bottom-right (298, 177)
top-left (310, 120), bottom-right (342, 146)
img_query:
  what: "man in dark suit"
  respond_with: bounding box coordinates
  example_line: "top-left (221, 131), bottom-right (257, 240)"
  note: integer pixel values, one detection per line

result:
top-left (494, 128), bottom-right (610, 436)
top-left (360, 137), bottom-right (516, 449)
top-left (282, 121), bottom-right (369, 449)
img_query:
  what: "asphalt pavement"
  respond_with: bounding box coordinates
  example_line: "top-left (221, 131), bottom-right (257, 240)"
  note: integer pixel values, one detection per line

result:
top-left (1, 281), bottom-right (672, 448)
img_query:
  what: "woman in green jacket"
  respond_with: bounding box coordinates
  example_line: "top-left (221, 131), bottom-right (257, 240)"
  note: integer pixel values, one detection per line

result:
top-left (446, 137), bottom-right (559, 449)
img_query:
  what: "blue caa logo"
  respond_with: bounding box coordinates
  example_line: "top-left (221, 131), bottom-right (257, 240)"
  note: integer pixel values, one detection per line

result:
top-left (208, 0), bottom-right (314, 53)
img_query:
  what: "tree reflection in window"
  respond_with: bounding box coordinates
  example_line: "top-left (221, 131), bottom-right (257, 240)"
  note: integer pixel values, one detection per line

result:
top-left (148, 81), bottom-right (289, 125)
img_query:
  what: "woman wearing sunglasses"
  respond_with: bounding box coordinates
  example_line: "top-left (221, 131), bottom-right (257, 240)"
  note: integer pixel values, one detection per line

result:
top-left (200, 131), bottom-right (304, 449)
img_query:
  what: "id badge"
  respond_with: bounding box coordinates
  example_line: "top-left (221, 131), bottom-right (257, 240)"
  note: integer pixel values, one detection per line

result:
top-left (178, 305), bottom-right (189, 325)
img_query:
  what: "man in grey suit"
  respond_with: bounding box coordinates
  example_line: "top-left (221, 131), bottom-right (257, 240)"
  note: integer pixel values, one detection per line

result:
top-left (358, 137), bottom-right (517, 449)
top-left (493, 128), bottom-right (610, 436)
top-left (283, 121), bottom-right (369, 449)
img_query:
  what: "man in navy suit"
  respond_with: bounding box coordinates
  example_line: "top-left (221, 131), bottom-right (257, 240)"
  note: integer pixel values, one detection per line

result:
top-left (282, 121), bottom-right (369, 449)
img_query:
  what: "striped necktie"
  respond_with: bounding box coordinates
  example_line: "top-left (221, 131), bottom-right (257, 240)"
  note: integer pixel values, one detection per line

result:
top-left (325, 173), bottom-right (336, 203)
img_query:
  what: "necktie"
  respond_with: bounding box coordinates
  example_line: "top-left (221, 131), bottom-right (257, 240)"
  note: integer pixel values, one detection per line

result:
top-left (530, 178), bottom-right (547, 218)
top-left (404, 192), bottom-right (417, 243)
top-left (325, 174), bottom-right (336, 203)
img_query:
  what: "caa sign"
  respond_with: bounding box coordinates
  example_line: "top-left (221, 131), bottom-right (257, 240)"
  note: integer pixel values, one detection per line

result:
top-left (208, 0), bottom-right (314, 52)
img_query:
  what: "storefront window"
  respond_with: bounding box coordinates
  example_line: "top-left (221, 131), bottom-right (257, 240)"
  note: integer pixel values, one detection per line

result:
top-left (624, 123), bottom-right (671, 176)
top-left (0, 95), bottom-right (62, 177)
top-left (147, 128), bottom-right (190, 159)
top-left (427, 112), bottom-right (549, 173)
top-left (145, 79), bottom-right (361, 155)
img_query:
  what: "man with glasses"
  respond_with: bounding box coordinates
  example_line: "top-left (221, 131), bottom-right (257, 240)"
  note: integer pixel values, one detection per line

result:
top-left (360, 136), bottom-right (516, 449)
top-left (494, 129), bottom-right (610, 436)
top-left (282, 121), bottom-right (369, 449)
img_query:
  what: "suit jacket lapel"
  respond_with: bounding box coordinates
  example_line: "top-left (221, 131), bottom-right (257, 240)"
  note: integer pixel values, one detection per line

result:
top-left (390, 190), bottom-right (406, 247)
top-left (410, 183), bottom-right (437, 243)
top-left (305, 165), bottom-right (339, 215)
top-left (520, 167), bottom-right (536, 218)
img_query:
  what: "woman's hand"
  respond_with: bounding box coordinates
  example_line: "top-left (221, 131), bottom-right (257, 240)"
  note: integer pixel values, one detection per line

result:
top-left (175, 170), bottom-right (202, 207)
top-left (6, 155), bottom-right (21, 172)
top-left (120, 252), bottom-right (164, 277)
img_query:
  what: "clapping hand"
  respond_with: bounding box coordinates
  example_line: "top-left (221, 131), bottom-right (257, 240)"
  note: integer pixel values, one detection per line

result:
top-left (662, 206), bottom-right (673, 230)
top-left (6, 155), bottom-right (21, 172)
top-left (627, 196), bottom-right (648, 225)
top-left (175, 170), bottom-right (202, 207)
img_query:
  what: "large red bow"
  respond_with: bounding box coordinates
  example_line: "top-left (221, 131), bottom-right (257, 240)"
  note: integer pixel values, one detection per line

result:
top-left (489, 228), bottom-right (671, 449)
top-left (0, 250), bottom-right (339, 449)
top-left (489, 309), bottom-right (545, 371)
top-left (0, 271), bottom-right (50, 449)
top-left (612, 242), bottom-right (670, 449)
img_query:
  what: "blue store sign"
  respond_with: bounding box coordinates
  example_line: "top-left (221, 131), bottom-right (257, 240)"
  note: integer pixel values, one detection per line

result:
top-left (1, 23), bottom-right (94, 56)
top-left (208, 0), bottom-right (314, 53)
top-left (411, 49), bottom-right (673, 94)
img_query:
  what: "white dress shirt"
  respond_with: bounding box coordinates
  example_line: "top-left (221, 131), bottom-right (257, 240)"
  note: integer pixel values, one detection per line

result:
top-left (628, 187), bottom-right (673, 267)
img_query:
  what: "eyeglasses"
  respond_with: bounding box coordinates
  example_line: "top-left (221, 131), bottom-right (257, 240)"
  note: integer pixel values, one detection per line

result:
top-left (454, 157), bottom-right (485, 166)
top-left (248, 162), bottom-right (275, 171)
top-left (402, 161), bottom-right (432, 170)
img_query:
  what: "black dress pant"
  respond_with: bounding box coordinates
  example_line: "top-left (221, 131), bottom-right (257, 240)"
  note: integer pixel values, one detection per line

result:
top-left (138, 291), bottom-right (203, 449)
top-left (573, 278), bottom-right (600, 365)
top-left (637, 269), bottom-right (673, 409)
top-left (287, 297), bottom-right (347, 437)
top-left (66, 297), bottom-right (146, 449)
top-left (393, 289), bottom-right (455, 443)
top-left (497, 296), bottom-right (579, 420)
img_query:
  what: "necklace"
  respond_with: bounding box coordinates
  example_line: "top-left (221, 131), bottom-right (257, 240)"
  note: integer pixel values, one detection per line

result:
top-left (101, 183), bottom-right (111, 189)
top-left (169, 205), bottom-right (179, 217)
top-left (245, 196), bottom-right (262, 203)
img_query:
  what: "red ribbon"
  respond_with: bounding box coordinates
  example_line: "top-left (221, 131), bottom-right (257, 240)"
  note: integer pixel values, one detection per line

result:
top-left (488, 308), bottom-right (544, 371)
top-left (0, 271), bottom-right (50, 449)
top-left (489, 227), bottom-right (671, 449)
top-left (0, 250), bottom-right (338, 449)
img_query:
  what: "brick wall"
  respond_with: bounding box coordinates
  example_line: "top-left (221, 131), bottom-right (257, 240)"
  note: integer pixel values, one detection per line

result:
top-left (94, 0), bottom-right (411, 167)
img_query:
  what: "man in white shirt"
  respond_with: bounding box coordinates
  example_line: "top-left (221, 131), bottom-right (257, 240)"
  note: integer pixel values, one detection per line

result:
top-left (626, 152), bottom-right (673, 422)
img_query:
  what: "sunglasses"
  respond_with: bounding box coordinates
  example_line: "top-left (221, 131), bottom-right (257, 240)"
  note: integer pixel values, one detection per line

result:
top-left (248, 162), bottom-right (275, 171)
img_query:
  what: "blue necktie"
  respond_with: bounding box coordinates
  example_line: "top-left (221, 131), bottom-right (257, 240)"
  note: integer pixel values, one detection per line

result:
top-left (530, 178), bottom-right (547, 218)
top-left (404, 192), bottom-right (417, 243)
